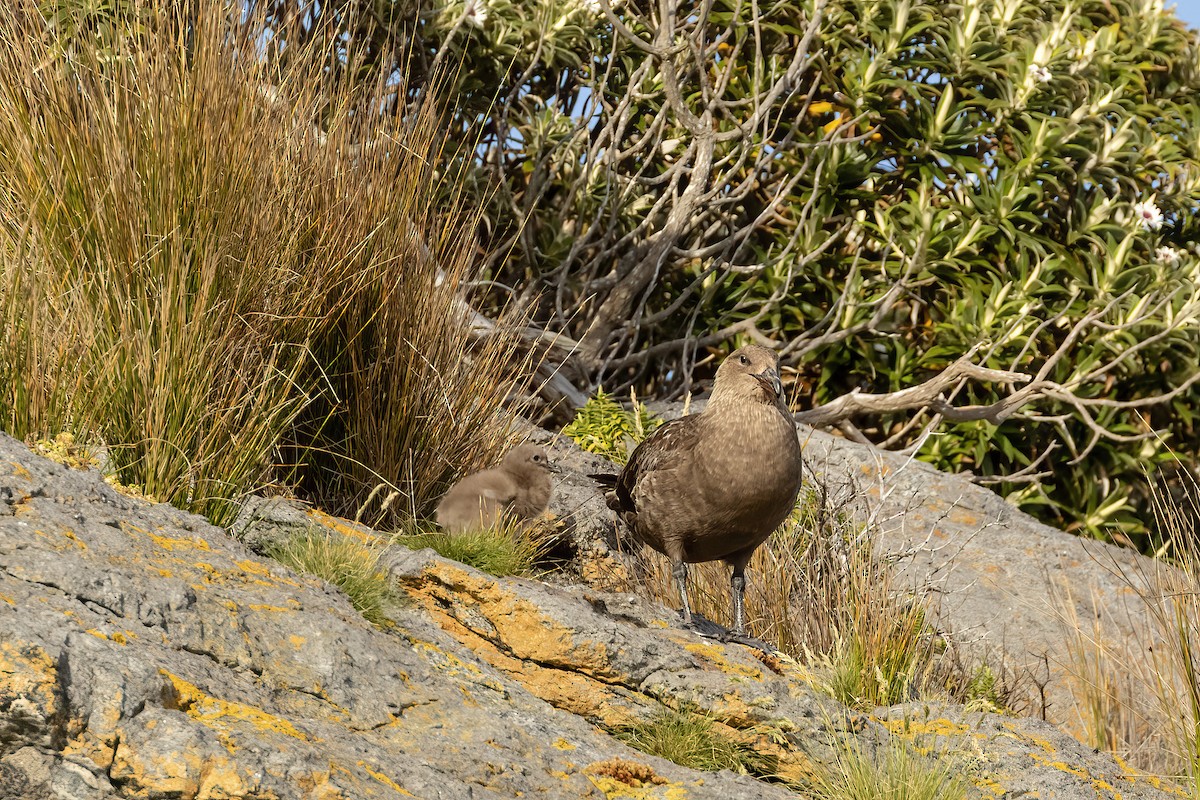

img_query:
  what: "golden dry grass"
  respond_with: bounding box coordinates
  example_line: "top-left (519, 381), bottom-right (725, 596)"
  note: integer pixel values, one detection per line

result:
top-left (0, 0), bottom-right (526, 527)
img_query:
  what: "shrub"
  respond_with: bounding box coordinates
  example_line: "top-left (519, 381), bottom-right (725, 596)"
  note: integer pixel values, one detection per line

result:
top-left (561, 389), bottom-right (662, 465)
top-left (239, 0), bottom-right (1200, 546)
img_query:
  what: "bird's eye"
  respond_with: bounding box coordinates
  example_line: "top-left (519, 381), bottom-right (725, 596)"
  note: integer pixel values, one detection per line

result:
top-left (532, 454), bottom-right (542, 462)
top-left (738, 354), bottom-right (749, 365)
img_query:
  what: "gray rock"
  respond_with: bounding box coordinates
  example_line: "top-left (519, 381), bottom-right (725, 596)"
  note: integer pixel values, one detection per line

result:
top-left (0, 430), bottom-right (1188, 799)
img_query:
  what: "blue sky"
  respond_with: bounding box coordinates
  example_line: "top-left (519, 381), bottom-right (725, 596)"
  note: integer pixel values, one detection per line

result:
top-left (1170, 0), bottom-right (1200, 28)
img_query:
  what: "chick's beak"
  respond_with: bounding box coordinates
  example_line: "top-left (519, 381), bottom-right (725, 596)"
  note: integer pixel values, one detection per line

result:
top-left (546, 461), bottom-right (562, 474)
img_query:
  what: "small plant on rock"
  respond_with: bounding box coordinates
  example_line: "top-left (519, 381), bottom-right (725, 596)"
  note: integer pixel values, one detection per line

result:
top-left (395, 517), bottom-right (551, 577)
top-left (562, 390), bottom-right (662, 466)
top-left (614, 706), bottom-right (779, 781)
top-left (268, 529), bottom-right (397, 627)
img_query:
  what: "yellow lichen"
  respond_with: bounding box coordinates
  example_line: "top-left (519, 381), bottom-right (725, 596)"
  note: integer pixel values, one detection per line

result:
top-left (0, 641), bottom-right (59, 717)
top-left (163, 671), bottom-right (307, 742)
top-left (144, 529), bottom-right (212, 552)
top-left (553, 738), bottom-right (577, 751)
top-left (682, 642), bottom-right (763, 680)
top-left (879, 716), bottom-right (972, 738)
top-left (307, 509), bottom-right (378, 544)
top-left (0, 592), bottom-right (14, 605)
top-left (5, 461), bottom-right (32, 480)
top-left (357, 762), bottom-right (417, 797)
top-left (62, 529), bottom-right (88, 549)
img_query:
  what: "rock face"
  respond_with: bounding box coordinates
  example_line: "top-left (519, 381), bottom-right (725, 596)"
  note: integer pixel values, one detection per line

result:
top-left (0, 431), bottom-right (1190, 799)
top-left (800, 427), bottom-right (1175, 730)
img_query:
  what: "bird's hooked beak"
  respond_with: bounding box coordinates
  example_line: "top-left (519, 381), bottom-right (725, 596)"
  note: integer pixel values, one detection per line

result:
top-left (754, 367), bottom-right (784, 400)
top-left (546, 461), bottom-right (563, 474)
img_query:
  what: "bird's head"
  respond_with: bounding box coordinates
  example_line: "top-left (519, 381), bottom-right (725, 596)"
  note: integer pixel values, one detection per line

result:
top-left (710, 345), bottom-right (786, 407)
top-left (503, 444), bottom-right (559, 475)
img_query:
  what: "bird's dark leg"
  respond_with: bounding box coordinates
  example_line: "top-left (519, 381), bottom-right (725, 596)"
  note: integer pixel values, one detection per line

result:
top-left (671, 558), bottom-right (692, 626)
top-left (730, 567), bottom-right (747, 636)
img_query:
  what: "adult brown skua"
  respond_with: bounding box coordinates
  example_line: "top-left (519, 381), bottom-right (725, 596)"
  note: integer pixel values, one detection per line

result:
top-left (436, 444), bottom-right (556, 533)
top-left (594, 345), bottom-right (803, 639)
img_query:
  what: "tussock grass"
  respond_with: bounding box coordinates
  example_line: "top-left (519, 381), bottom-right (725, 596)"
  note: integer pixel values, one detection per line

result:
top-left (1061, 463), bottom-right (1200, 788)
top-left (0, 0), bottom-right (524, 528)
top-left (614, 707), bottom-right (778, 780)
top-left (808, 738), bottom-right (970, 800)
top-left (396, 518), bottom-right (552, 577)
top-left (268, 530), bottom-right (396, 627)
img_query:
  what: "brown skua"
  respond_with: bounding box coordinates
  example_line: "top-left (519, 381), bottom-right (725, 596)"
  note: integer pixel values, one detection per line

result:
top-left (595, 345), bottom-right (803, 639)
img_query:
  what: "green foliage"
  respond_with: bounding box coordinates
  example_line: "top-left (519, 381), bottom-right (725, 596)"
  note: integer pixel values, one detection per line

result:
top-left (562, 390), bottom-right (663, 465)
top-left (268, 530), bottom-right (398, 627)
top-left (961, 665), bottom-right (1006, 714)
top-left (614, 707), bottom-right (780, 781)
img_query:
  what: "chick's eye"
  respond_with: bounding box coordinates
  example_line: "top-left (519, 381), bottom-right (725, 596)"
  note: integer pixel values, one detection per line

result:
top-left (738, 355), bottom-right (749, 365)
top-left (532, 455), bottom-right (542, 462)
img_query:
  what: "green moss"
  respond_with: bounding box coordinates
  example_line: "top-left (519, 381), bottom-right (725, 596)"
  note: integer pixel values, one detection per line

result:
top-left (397, 519), bottom-right (547, 577)
top-left (267, 529), bottom-right (398, 627)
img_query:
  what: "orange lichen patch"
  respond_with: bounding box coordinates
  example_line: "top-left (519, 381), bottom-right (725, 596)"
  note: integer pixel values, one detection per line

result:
top-left (143, 527), bottom-right (212, 552)
top-left (585, 758), bottom-right (668, 788)
top-left (357, 762), bottom-right (417, 797)
top-left (407, 561), bottom-right (624, 683)
top-left (308, 509), bottom-right (378, 544)
top-left (682, 642), bottom-right (763, 681)
top-left (4, 461), bottom-right (32, 480)
top-left (289, 635), bottom-right (307, 648)
top-left (232, 559), bottom-right (303, 589)
top-left (0, 641), bottom-right (59, 712)
top-left (236, 559), bottom-right (275, 577)
top-left (412, 627), bottom-right (631, 725)
top-left (879, 716), bottom-right (973, 739)
top-left (249, 604), bottom-right (294, 613)
top-left (1001, 721), bottom-right (1056, 753)
top-left (411, 642), bottom-right (508, 695)
top-left (61, 529), bottom-right (88, 549)
top-left (109, 741), bottom-right (204, 797)
top-left (0, 592), bottom-right (15, 605)
top-left (163, 671), bottom-right (308, 742)
top-left (553, 738), bottom-right (577, 751)
top-left (947, 508), bottom-right (981, 527)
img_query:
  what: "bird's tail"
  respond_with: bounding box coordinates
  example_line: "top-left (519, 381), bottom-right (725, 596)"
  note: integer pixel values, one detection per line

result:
top-left (589, 472), bottom-right (619, 490)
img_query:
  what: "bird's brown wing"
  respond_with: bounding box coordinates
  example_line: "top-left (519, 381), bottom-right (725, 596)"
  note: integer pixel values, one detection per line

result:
top-left (613, 416), bottom-right (703, 516)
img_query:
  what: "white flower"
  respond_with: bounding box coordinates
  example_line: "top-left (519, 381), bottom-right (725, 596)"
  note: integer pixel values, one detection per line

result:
top-left (1132, 199), bottom-right (1164, 231)
top-left (1155, 246), bottom-right (1183, 266)
top-left (1027, 64), bottom-right (1053, 84)
top-left (464, 0), bottom-right (489, 27)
